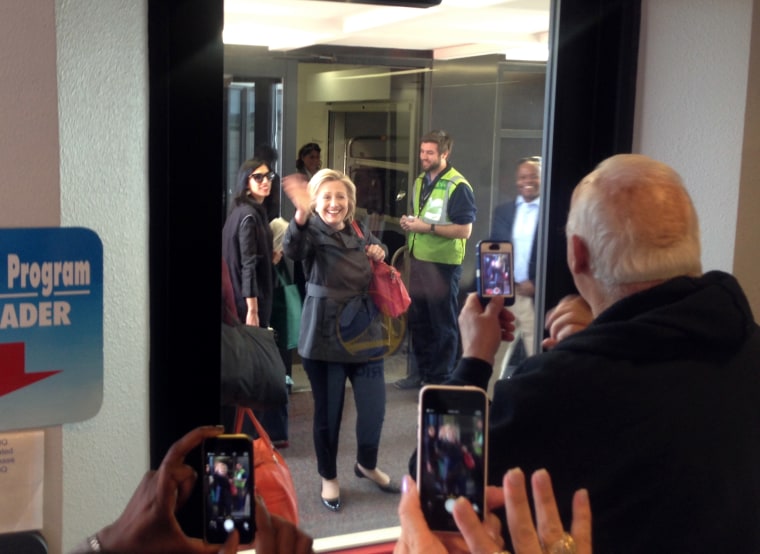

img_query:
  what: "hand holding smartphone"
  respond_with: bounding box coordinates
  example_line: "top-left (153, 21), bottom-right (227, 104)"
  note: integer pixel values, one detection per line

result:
top-left (417, 385), bottom-right (489, 533)
top-left (476, 240), bottom-right (515, 306)
top-left (202, 434), bottom-right (255, 545)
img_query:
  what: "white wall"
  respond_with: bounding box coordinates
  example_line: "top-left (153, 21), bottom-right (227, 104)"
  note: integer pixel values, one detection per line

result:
top-left (56, 1), bottom-right (149, 551)
top-left (634, 0), bottom-right (756, 279)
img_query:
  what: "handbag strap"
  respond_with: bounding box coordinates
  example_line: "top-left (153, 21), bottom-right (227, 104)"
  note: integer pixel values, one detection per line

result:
top-left (234, 406), bottom-right (273, 446)
top-left (351, 222), bottom-right (385, 264)
top-left (351, 220), bottom-right (364, 240)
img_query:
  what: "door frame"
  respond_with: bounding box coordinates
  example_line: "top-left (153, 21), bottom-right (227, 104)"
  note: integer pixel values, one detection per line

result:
top-left (148, 0), bottom-right (640, 538)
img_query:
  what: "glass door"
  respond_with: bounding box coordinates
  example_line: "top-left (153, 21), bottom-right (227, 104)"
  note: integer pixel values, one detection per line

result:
top-left (223, 79), bottom-right (283, 216)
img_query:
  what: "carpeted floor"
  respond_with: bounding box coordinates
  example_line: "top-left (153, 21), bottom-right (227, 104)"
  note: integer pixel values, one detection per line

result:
top-left (279, 377), bottom-right (419, 540)
top-left (275, 340), bottom-right (510, 542)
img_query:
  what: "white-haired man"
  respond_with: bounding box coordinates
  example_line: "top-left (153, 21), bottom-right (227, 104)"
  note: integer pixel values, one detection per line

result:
top-left (437, 154), bottom-right (760, 553)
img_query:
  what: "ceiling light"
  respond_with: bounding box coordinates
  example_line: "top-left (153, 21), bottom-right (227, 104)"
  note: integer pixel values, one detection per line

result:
top-left (223, 21), bottom-right (335, 51)
top-left (434, 43), bottom-right (505, 60)
top-left (342, 7), bottom-right (428, 34)
top-left (440, 0), bottom-right (506, 7)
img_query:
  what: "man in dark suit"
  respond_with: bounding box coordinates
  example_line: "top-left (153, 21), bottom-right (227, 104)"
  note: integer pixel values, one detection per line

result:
top-left (490, 156), bottom-right (541, 377)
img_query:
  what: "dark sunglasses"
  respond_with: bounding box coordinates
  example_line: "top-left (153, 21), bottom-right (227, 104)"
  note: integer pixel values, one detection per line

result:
top-left (250, 171), bottom-right (275, 183)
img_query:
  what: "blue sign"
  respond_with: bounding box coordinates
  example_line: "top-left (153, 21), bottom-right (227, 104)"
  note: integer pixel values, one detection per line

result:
top-left (0, 228), bottom-right (103, 431)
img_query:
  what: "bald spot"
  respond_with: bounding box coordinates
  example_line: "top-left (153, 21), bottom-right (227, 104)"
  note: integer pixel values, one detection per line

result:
top-left (598, 172), bottom-right (695, 249)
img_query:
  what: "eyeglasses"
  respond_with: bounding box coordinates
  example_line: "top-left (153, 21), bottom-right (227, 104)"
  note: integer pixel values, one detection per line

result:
top-left (250, 171), bottom-right (275, 183)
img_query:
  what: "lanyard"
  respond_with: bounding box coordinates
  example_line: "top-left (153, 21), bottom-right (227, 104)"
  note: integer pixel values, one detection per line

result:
top-left (417, 173), bottom-right (438, 216)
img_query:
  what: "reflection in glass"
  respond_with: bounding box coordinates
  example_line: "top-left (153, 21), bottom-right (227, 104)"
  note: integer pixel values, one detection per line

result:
top-left (221, 1), bottom-right (550, 543)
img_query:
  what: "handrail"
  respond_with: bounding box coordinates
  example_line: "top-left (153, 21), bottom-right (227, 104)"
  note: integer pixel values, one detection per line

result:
top-left (390, 245), bottom-right (410, 285)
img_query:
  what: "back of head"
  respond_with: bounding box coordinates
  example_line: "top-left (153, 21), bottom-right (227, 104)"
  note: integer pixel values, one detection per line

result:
top-left (269, 217), bottom-right (288, 251)
top-left (420, 129), bottom-right (453, 156)
top-left (255, 144), bottom-right (278, 166)
top-left (566, 154), bottom-right (702, 289)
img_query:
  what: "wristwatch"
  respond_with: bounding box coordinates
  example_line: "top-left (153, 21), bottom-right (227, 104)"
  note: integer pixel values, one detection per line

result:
top-left (430, 224), bottom-right (436, 234)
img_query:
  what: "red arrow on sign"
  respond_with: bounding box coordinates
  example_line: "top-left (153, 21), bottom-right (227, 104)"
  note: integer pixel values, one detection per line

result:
top-left (1, 342), bottom-right (62, 397)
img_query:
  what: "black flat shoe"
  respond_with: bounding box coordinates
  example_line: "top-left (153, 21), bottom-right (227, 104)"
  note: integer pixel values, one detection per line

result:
top-left (320, 495), bottom-right (342, 512)
top-left (353, 462), bottom-right (401, 494)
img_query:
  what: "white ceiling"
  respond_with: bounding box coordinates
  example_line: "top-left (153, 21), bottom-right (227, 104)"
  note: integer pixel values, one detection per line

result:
top-left (224, 0), bottom-right (551, 61)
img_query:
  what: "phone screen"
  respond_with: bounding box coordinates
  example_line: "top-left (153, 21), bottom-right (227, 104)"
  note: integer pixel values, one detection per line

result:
top-left (476, 241), bottom-right (514, 304)
top-left (417, 385), bottom-right (488, 532)
top-left (202, 435), bottom-right (255, 544)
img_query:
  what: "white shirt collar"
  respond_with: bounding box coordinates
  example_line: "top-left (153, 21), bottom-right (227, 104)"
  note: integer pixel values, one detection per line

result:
top-left (516, 195), bottom-right (541, 207)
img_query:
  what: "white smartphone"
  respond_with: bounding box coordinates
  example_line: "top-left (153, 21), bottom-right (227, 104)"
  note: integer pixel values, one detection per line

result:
top-left (417, 385), bottom-right (489, 533)
top-left (202, 434), bottom-right (255, 545)
top-left (476, 240), bottom-right (515, 306)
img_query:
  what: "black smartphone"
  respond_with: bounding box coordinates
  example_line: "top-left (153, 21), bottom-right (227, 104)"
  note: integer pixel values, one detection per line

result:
top-left (476, 240), bottom-right (515, 306)
top-left (417, 385), bottom-right (489, 533)
top-left (202, 434), bottom-right (255, 545)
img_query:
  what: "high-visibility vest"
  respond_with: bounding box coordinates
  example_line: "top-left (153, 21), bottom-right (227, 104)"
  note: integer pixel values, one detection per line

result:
top-left (409, 166), bottom-right (471, 265)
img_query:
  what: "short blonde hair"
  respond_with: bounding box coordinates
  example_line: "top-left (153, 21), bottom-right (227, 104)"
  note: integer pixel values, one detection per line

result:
top-left (307, 168), bottom-right (357, 223)
top-left (269, 217), bottom-right (288, 251)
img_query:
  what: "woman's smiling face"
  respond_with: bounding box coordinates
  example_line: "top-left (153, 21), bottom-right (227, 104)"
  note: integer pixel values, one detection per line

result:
top-left (302, 149), bottom-right (321, 174)
top-left (315, 179), bottom-right (349, 229)
top-left (246, 163), bottom-right (272, 202)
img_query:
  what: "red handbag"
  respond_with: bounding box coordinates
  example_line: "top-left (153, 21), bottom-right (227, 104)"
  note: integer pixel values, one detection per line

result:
top-left (234, 407), bottom-right (299, 525)
top-left (351, 221), bottom-right (412, 318)
top-left (368, 258), bottom-right (412, 318)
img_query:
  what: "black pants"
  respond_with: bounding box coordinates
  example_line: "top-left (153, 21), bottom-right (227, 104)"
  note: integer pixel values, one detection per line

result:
top-left (408, 258), bottom-right (462, 383)
top-left (302, 357), bottom-right (386, 480)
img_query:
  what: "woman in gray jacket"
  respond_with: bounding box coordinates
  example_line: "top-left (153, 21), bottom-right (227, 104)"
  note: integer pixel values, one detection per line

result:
top-left (282, 168), bottom-right (400, 513)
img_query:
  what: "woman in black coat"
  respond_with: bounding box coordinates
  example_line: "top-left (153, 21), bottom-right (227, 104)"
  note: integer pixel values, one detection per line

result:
top-left (222, 156), bottom-right (275, 327)
top-left (283, 168), bottom-right (400, 514)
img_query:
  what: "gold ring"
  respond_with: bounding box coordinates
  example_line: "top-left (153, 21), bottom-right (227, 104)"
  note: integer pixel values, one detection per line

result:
top-left (542, 532), bottom-right (577, 554)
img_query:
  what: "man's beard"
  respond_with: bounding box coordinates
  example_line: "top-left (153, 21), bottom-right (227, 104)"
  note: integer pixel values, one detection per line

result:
top-left (424, 158), bottom-right (442, 173)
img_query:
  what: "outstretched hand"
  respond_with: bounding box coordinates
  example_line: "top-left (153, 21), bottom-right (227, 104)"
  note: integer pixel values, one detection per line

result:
top-left (89, 425), bottom-right (316, 554)
top-left (394, 476), bottom-right (505, 554)
top-left (497, 468), bottom-right (592, 554)
top-left (281, 173), bottom-right (311, 225)
top-left (253, 496), bottom-right (315, 553)
top-left (459, 293), bottom-right (516, 366)
top-left (96, 426), bottom-right (238, 554)
top-left (394, 469), bottom-right (592, 554)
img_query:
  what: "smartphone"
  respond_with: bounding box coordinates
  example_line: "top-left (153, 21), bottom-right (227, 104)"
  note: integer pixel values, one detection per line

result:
top-left (476, 240), bottom-right (515, 306)
top-left (202, 434), bottom-right (255, 545)
top-left (417, 385), bottom-right (489, 533)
